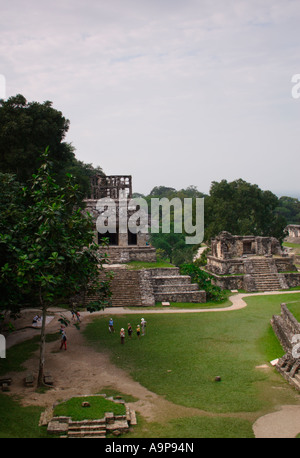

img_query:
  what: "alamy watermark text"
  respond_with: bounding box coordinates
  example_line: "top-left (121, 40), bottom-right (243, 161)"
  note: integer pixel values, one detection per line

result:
top-left (96, 196), bottom-right (204, 244)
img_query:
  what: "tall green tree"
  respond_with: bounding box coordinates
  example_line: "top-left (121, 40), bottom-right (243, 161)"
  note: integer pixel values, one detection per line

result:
top-left (0, 94), bottom-right (73, 182)
top-left (0, 94), bottom-right (105, 196)
top-left (0, 150), bottom-right (111, 386)
top-left (204, 179), bottom-right (287, 243)
top-left (275, 196), bottom-right (300, 225)
top-left (146, 185), bottom-right (206, 265)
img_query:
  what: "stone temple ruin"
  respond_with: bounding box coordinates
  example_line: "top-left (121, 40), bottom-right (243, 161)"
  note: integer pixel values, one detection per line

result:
top-left (205, 231), bottom-right (300, 292)
top-left (85, 174), bottom-right (157, 263)
top-left (84, 175), bottom-right (206, 306)
top-left (286, 224), bottom-right (300, 243)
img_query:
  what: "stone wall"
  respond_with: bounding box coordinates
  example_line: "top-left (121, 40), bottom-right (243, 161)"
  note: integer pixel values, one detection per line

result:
top-left (275, 257), bottom-right (298, 272)
top-left (282, 272), bottom-right (300, 289)
top-left (138, 270), bottom-right (155, 307)
top-left (286, 225), bottom-right (300, 239)
top-left (206, 256), bottom-right (244, 275)
top-left (97, 246), bottom-right (157, 264)
top-left (86, 266), bottom-right (206, 307)
top-left (208, 272), bottom-right (244, 291)
top-left (270, 303), bottom-right (300, 391)
top-left (147, 268), bottom-right (206, 303)
top-left (206, 251), bottom-right (300, 292)
top-left (271, 303), bottom-right (300, 352)
top-left (210, 232), bottom-right (282, 260)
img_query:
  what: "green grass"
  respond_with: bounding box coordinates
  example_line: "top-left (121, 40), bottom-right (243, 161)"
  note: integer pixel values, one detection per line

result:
top-left (84, 293), bottom-right (300, 418)
top-left (0, 332), bottom-right (61, 438)
top-left (126, 415), bottom-right (255, 438)
top-left (0, 332), bottom-right (60, 376)
top-left (0, 393), bottom-right (48, 438)
top-left (53, 395), bottom-right (126, 421)
top-left (1, 293), bottom-right (300, 438)
top-left (286, 300), bottom-right (300, 321)
top-left (283, 242), bottom-right (300, 254)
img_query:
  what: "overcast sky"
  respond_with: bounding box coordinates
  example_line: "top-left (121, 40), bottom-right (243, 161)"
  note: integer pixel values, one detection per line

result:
top-left (1, 0), bottom-right (300, 197)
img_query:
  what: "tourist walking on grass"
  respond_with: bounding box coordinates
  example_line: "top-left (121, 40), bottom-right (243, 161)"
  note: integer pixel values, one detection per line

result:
top-left (141, 318), bottom-right (147, 336)
top-left (136, 324), bottom-right (141, 340)
top-left (120, 328), bottom-right (125, 344)
top-left (109, 318), bottom-right (115, 333)
top-left (128, 323), bottom-right (133, 339)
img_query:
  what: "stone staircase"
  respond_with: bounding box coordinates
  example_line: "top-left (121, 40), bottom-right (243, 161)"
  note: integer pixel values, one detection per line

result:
top-left (275, 352), bottom-right (300, 391)
top-left (149, 268), bottom-right (206, 303)
top-left (67, 418), bottom-right (107, 438)
top-left (47, 401), bottom-right (137, 438)
top-left (109, 268), bottom-right (142, 307)
top-left (87, 266), bottom-right (143, 307)
top-left (250, 257), bottom-right (282, 291)
top-left (271, 303), bottom-right (300, 391)
top-left (86, 266), bottom-right (206, 307)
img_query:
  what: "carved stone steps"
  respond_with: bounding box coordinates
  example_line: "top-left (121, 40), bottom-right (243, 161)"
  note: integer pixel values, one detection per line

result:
top-left (47, 406), bottom-right (136, 438)
top-left (251, 259), bottom-right (282, 291)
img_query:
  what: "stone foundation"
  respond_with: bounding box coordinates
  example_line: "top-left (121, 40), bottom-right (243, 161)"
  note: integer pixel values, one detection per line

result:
top-left (271, 303), bottom-right (300, 391)
top-left (98, 246), bottom-right (157, 264)
top-left (148, 268), bottom-right (206, 303)
top-left (206, 255), bottom-right (300, 292)
top-left (46, 395), bottom-right (137, 438)
top-left (86, 266), bottom-right (206, 307)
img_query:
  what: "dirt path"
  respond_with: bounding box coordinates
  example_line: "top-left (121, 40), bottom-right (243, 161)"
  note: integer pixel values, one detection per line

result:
top-left (253, 405), bottom-right (300, 438)
top-left (4, 311), bottom-right (205, 424)
top-left (3, 290), bottom-right (300, 437)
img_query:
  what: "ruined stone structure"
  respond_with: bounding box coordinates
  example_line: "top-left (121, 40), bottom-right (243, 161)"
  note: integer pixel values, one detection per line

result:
top-left (271, 303), bottom-right (300, 391)
top-left (90, 174), bottom-right (132, 200)
top-left (85, 174), bottom-right (156, 263)
top-left (286, 224), bottom-right (300, 239)
top-left (46, 394), bottom-right (137, 438)
top-left (83, 175), bottom-right (206, 305)
top-left (87, 265), bottom-right (206, 307)
top-left (285, 225), bottom-right (300, 248)
top-left (206, 231), bottom-right (300, 292)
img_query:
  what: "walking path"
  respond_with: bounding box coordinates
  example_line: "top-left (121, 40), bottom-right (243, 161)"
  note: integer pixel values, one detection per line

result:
top-left (93, 289), bottom-right (300, 315)
top-left (4, 289), bottom-right (300, 438)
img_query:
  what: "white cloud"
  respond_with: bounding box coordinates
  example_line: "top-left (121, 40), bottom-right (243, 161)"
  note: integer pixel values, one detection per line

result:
top-left (1, 0), bottom-right (300, 196)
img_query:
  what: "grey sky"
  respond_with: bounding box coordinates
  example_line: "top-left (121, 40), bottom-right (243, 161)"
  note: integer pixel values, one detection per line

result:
top-left (1, 0), bottom-right (300, 197)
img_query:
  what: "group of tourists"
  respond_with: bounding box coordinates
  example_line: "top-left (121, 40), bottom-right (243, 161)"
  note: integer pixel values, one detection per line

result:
top-left (109, 317), bottom-right (147, 344)
top-left (57, 315), bottom-right (148, 351)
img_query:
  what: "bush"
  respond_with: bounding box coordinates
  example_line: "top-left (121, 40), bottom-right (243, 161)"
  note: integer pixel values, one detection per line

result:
top-left (179, 263), bottom-right (226, 302)
top-left (194, 248), bottom-right (209, 267)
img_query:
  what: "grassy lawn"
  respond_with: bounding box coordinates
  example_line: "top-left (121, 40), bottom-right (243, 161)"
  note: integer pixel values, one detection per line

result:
top-left (1, 293), bottom-right (300, 438)
top-left (53, 395), bottom-right (126, 420)
top-left (83, 292), bottom-right (300, 437)
top-left (127, 415), bottom-right (254, 438)
top-left (286, 299), bottom-right (300, 321)
top-left (283, 242), bottom-right (300, 255)
top-left (0, 393), bottom-right (48, 438)
top-left (0, 332), bottom-right (60, 377)
top-left (0, 334), bottom-right (60, 438)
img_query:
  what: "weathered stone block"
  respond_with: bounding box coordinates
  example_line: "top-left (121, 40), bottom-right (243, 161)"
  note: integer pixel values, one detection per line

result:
top-left (47, 420), bottom-right (69, 435)
top-left (105, 412), bottom-right (114, 424)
